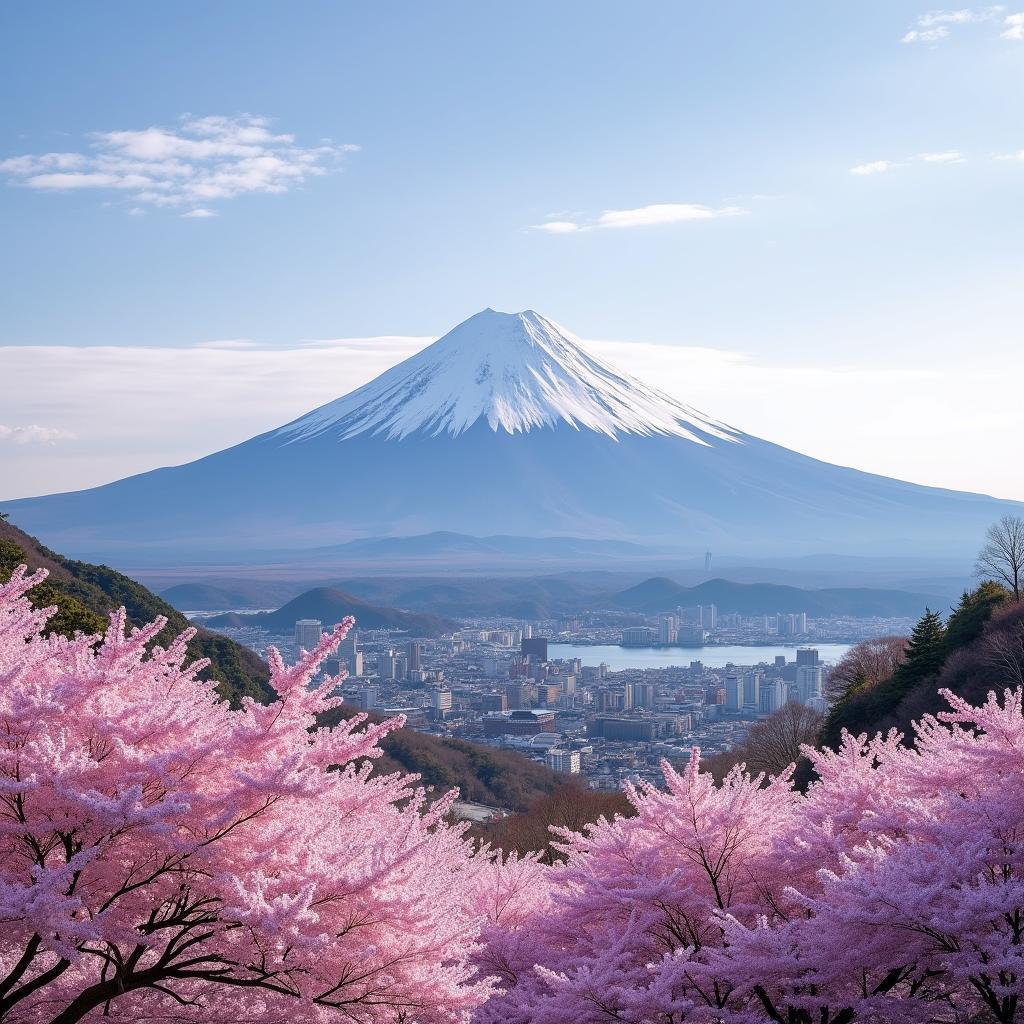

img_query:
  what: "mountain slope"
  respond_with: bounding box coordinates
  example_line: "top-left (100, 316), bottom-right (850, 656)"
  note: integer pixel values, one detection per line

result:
top-left (200, 587), bottom-right (459, 636)
top-left (609, 577), bottom-right (947, 617)
top-left (0, 519), bottom-right (273, 706)
top-left (4, 308), bottom-right (1020, 562)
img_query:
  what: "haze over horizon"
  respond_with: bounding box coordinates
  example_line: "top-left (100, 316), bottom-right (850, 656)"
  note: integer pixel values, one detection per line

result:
top-left (2, 3), bottom-right (1023, 502)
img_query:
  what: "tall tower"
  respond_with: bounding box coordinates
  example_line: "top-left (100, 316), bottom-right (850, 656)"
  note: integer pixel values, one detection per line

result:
top-left (705, 551), bottom-right (712, 572)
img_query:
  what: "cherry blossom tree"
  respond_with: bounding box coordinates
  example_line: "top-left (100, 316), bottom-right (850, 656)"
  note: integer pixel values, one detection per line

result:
top-left (478, 688), bottom-right (1024, 1024)
top-left (0, 566), bottom-right (493, 1024)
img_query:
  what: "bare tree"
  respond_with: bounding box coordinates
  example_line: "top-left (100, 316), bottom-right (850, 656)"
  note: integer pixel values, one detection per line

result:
top-left (976, 514), bottom-right (1024, 601)
top-left (825, 635), bottom-right (908, 702)
top-left (981, 620), bottom-right (1024, 689)
top-left (741, 702), bottom-right (825, 778)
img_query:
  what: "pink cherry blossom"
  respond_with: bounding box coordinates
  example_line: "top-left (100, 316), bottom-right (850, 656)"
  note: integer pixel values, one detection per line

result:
top-left (0, 566), bottom-right (493, 1023)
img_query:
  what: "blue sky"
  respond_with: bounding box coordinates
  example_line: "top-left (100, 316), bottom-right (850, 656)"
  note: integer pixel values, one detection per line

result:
top-left (1, 2), bottom-right (1023, 499)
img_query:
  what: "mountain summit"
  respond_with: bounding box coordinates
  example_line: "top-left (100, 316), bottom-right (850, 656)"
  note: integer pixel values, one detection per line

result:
top-left (275, 308), bottom-right (737, 442)
top-left (4, 308), bottom-right (1020, 562)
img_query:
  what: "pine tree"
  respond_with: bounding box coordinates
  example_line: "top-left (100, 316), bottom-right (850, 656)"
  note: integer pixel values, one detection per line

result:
top-left (889, 607), bottom-right (947, 697)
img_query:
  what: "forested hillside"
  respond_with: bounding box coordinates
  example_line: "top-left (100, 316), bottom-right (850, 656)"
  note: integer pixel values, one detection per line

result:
top-left (0, 518), bottom-right (273, 705)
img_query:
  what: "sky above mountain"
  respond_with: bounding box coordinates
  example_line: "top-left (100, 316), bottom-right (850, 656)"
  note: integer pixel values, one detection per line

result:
top-left (1, 3), bottom-right (1022, 500)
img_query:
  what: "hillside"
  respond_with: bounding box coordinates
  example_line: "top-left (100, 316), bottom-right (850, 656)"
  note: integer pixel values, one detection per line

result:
top-left (0, 519), bottom-right (273, 706)
top-left (336, 575), bottom-right (603, 619)
top-left (199, 586), bottom-right (459, 635)
top-left (822, 583), bottom-right (1021, 747)
top-left (314, 703), bottom-right (562, 811)
top-left (609, 576), bottom-right (947, 617)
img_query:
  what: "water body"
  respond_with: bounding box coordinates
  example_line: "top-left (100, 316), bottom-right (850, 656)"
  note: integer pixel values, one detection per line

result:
top-left (548, 643), bottom-right (852, 671)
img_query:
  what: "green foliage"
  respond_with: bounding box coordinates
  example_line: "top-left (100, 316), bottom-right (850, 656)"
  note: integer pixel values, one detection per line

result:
top-left (943, 582), bottom-right (1009, 652)
top-left (0, 523), bottom-right (272, 707)
top-left (887, 608), bottom-right (947, 700)
top-left (822, 607), bottom-right (947, 745)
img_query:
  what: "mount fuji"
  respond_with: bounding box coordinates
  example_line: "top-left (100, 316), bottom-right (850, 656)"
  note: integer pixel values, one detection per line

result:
top-left (4, 308), bottom-right (1019, 563)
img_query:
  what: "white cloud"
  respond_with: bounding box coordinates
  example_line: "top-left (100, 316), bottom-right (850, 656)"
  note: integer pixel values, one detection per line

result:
top-left (0, 424), bottom-right (76, 445)
top-left (902, 25), bottom-right (951, 42)
top-left (918, 150), bottom-right (965, 162)
top-left (533, 220), bottom-right (582, 234)
top-left (901, 6), bottom-right (1007, 42)
top-left (995, 148), bottom-right (1024, 160)
top-left (849, 153), bottom-right (966, 175)
top-left (534, 203), bottom-right (747, 233)
top-left (0, 115), bottom-right (356, 215)
top-left (849, 160), bottom-right (896, 175)
top-left (1003, 12), bottom-right (1024, 37)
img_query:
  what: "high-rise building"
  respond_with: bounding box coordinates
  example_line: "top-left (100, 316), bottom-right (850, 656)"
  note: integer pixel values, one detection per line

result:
top-left (658, 615), bottom-right (677, 644)
top-left (429, 687), bottom-right (453, 719)
top-left (796, 648), bottom-right (819, 667)
top-left (406, 641), bottom-right (423, 672)
top-left (742, 672), bottom-right (761, 709)
top-left (377, 651), bottom-right (396, 680)
top-left (338, 631), bottom-right (363, 676)
top-left (796, 665), bottom-right (823, 704)
top-left (521, 637), bottom-right (549, 662)
top-left (505, 681), bottom-right (535, 710)
top-left (481, 692), bottom-right (508, 713)
top-left (634, 682), bottom-right (657, 708)
top-left (759, 679), bottom-right (786, 716)
top-left (700, 604), bottom-right (718, 630)
top-left (357, 686), bottom-right (378, 712)
top-left (546, 749), bottom-right (581, 774)
top-left (725, 673), bottom-right (742, 711)
top-left (294, 619), bottom-right (323, 650)
top-left (621, 683), bottom-right (634, 710)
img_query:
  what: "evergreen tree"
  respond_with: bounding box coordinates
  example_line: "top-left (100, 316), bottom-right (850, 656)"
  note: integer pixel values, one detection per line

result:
top-left (943, 581), bottom-right (1009, 652)
top-left (889, 608), bottom-right (947, 697)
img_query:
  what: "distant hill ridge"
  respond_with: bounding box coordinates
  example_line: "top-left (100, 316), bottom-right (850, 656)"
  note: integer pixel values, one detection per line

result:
top-left (164, 573), bottom-right (949, 620)
top-left (609, 576), bottom-right (946, 617)
top-left (199, 586), bottom-right (459, 636)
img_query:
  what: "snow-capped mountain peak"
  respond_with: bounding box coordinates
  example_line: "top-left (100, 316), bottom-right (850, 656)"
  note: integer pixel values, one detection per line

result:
top-left (274, 308), bottom-right (740, 444)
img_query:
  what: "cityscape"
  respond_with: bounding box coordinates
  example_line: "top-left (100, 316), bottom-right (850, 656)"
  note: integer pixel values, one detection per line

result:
top-left (201, 605), bottom-right (895, 802)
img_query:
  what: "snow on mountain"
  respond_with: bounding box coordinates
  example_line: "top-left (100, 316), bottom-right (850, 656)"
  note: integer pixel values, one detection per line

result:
top-left (274, 308), bottom-right (740, 444)
top-left (4, 306), bottom-right (1021, 564)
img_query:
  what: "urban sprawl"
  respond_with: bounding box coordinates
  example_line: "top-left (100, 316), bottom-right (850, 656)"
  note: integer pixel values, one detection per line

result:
top-left (207, 606), bottom-right (913, 800)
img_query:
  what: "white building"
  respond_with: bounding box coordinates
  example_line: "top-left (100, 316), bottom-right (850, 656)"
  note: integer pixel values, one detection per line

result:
top-left (546, 748), bottom-right (581, 774)
top-left (294, 619), bottom-right (323, 649)
top-left (796, 665), bottom-right (823, 705)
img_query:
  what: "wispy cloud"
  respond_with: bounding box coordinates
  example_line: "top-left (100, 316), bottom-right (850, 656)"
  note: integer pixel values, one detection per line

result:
top-left (534, 202), bottom-right (747, 233)
top-left (849, 160), bottom-right (897, 176)
top-left (0, 115), bottom-right (358, 216)
top-left (1003, 12), bottom-right (1024, 37)
top-left (0, 424), bottom-right (76, 445)
top-left (901, 6), bottom-right (1007, 43)
top-left (850, 152), bottom-right (967, 175)
top-left (918, 150), bottom-right (965, 162)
